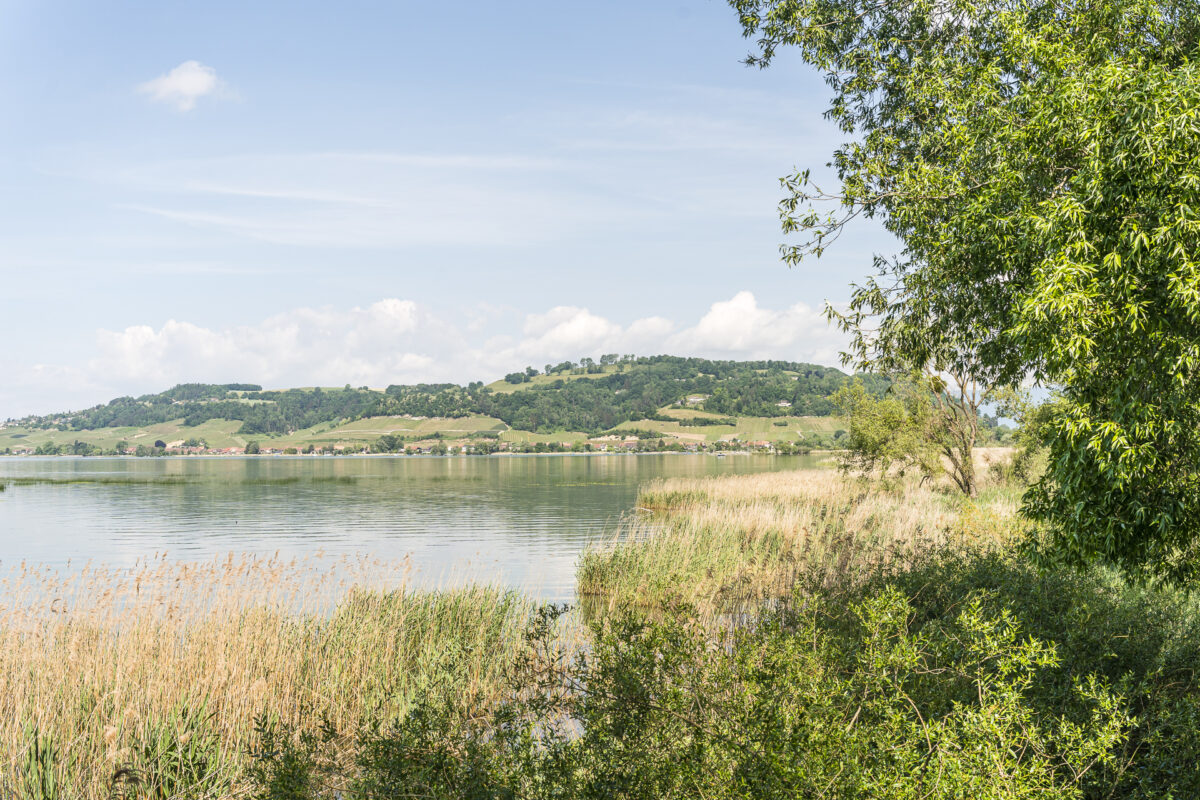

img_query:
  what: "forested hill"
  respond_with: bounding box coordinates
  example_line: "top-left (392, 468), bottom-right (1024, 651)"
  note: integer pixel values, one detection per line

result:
top-left (14, 357), bottom-right (891, 436)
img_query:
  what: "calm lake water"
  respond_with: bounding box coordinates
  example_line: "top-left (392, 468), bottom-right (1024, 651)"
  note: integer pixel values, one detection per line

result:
top-left (0, 454), bottom-right (822, 600)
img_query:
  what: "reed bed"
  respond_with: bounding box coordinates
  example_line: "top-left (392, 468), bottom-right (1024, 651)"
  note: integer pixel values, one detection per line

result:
top-left (0, 554), bottom-right (542, 799)
top-left (0, 462), bottom-right (1028, 796)
top-left (578, 469), bottom-right (1026, 612)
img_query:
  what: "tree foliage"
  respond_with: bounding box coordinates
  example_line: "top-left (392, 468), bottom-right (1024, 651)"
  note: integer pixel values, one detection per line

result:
top-left (248, 583), bottom-right (1130, 799)
top-left (733, 0), bottom-right (1200, 580)
top-left (18, 358), bottom-right (894, 437)
top-left (836, 376), bottom-right (989, 494)
top-left (834, 379), bottom-right (941, 482)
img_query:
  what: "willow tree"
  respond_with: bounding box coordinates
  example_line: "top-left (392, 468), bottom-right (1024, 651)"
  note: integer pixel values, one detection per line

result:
top-left (733, 0), bottom-right (1200, 581)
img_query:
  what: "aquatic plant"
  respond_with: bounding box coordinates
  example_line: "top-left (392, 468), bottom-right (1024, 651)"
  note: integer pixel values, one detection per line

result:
top-left (578, 468), bottom-right (1025, 611)
top-left (0, 554), bottom-right (540, 799)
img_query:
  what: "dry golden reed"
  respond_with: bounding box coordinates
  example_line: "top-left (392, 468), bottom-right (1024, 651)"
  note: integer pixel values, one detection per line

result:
top-left (578, 465), bottom-right (1025, 612)
top-left (0, 553), bottom-right (538, 798)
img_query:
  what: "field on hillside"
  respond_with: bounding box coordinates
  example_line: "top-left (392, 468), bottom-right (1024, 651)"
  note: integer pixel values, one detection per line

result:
top-left (614, 412), bottom-right (841, 443)
top-left (1, 408), bottom-right (843, 453)
top-left (267, 415), bottom-right (509, 448)
top-left (0, 418), bottom-right (249, 451)
top-left (483, 365), bottom-right (625, 394)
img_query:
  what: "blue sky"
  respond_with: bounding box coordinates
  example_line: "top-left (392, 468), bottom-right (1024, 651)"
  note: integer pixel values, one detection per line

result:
top-left (0, 0), bottom-right (893, 418)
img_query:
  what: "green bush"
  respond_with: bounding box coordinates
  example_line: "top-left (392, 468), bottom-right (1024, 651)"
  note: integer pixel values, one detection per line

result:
top-left (248, 572), bottom-right (1138, 799)
top-left (128, 699), bottom-right (233, 799)
top-left (858, 548), bottom-right (1200, 799)
top-left (11, 725), bottom-right (74, 800)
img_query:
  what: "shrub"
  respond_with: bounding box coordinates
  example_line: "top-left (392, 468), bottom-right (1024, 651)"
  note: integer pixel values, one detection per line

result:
top-left (856, 547), bottom-right (1200, 799)
top-left (248, 585), bottom-right (1131, 799)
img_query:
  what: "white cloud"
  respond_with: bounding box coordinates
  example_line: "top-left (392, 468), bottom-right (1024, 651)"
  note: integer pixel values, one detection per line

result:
top-left (104, 151), bottom-right (604, 248)
top-left (4, 293), bottom-right (848, 416)
top-left (138, 61), bottom-right (225, 111)
top-left (668, 291), bottom-right (844, 364)
top-left (88, 300), bottom-right (443, 390)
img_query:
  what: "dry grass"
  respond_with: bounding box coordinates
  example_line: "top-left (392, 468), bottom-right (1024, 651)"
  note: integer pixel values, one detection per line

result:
top-left (0, 554), bottom-right (542, 798)
top-left (578, 468), bottom-right (1027, 613)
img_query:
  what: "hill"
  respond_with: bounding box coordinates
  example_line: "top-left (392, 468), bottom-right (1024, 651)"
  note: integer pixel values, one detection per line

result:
top-left (10, 357), bottom-right (883, 433)
top-left (0, 355), bottom-right (1006, 455)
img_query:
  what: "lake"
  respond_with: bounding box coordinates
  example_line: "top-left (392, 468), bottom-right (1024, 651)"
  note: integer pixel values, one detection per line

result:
top-left (0, 453), bottom-right (823, 600)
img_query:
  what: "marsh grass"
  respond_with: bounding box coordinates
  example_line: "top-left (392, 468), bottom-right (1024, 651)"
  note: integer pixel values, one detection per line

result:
top-left (235, 476), bottom-right (359, 486)
top-left (578, 468), bottom-right (1027, 612)
top-left (0, 554), bottom-right (541, 799)
top-left (0, 475), bottom-right (360, 488)
top-left (1, 477), bottom-right (193, 487)
top-left (0, 462), bottom-right (1032, 797)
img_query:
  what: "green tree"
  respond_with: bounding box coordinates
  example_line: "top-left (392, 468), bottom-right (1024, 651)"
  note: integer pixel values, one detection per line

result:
top-left (734, 0), bottom-right (1200, 580)
top-left (990, 387), bottom-right (1058, 485)
top-left (924, 371), bottom-right (984, 496)
top-left (244, 441), bottom-right (261, 455)
top-left (834, 379), bottom-right (941, 483)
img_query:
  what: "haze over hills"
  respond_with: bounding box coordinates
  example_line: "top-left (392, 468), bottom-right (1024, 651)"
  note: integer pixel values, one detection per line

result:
top-left (0, 355), bottom-right (1011, 456)
top-left (0, 356), bottom-right (895, 454)
top-left (10, 356), bottom-right (876, 431)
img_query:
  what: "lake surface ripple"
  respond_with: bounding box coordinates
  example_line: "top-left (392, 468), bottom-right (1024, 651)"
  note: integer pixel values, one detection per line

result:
top-left (0, 453), bottom-right (822, 601)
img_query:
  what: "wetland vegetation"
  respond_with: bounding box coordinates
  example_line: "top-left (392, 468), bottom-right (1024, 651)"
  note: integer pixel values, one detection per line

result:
top-left (6, 458), bottom-right (1200, 798)
top-left (10, 0), bottom-right (1200, 792)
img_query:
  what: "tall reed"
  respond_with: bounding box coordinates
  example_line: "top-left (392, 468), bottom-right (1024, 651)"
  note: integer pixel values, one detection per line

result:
top-left (0, 554), bottom-right (538, 798)
top-left (578, 469), bottom-right (1025, 612)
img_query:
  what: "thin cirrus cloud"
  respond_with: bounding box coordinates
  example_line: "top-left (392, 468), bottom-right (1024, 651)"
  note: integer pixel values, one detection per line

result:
top-left (76, 93), bottom-right (814, 248)
top-left (137, 60), bottom-right (227, 111)
top-left (102, 151), bottom-right (608, 248)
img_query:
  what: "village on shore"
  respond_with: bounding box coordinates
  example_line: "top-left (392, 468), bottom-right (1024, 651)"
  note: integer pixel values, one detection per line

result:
top-left (0, 431), bottom-right (812, 458)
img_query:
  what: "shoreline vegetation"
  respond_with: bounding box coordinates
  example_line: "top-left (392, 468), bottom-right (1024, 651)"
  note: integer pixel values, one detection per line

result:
top-left (8, 459), bottom-right (1200, 798)
top-left (1, 554), bottom-right (545, 799)
top-left (577, 467), bottom-right (1023, 613)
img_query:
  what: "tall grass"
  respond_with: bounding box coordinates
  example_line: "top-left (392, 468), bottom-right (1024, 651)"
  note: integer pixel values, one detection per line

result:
top-left (0, 554), bottom-right (538, 798)
top-left (578, 469), bottom-right (1025, 611)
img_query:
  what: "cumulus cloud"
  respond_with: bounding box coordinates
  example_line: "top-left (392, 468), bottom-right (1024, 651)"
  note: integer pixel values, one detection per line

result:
top-left (669, 291), bottom-right (844, 365)
top-left (138, 61), bottom-right (225, 111)
top-left (88, 300), bottom-right (444, 390)
top-left (4, 293), bottom-right (848, 416)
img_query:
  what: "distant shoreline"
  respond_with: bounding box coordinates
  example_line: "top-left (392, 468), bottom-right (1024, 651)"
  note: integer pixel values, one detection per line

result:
top-left (0, 450), bottom-right (839, 460)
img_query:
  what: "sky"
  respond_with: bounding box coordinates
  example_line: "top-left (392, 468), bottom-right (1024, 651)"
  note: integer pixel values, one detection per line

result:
top-left (0, 0), bottom-right (895, 419)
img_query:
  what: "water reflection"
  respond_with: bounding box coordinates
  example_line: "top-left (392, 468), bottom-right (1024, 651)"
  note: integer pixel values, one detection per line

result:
top-left (0, 454), bottom-right (824, 600)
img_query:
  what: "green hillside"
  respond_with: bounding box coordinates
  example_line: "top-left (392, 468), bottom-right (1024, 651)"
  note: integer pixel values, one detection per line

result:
top-left (0, 355), bottom-right (936, 455)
